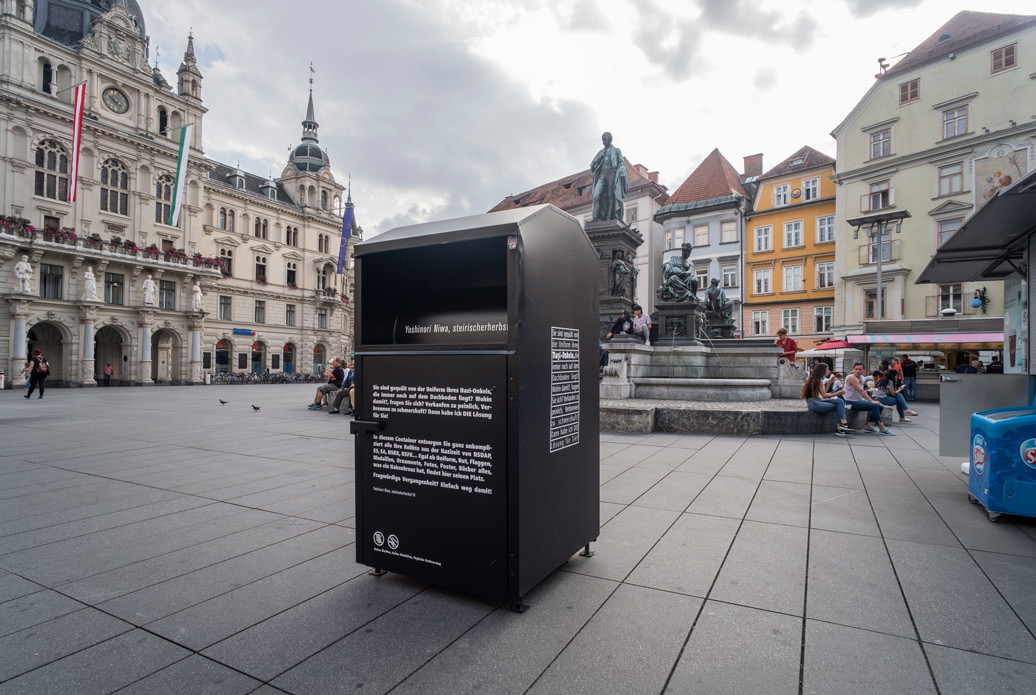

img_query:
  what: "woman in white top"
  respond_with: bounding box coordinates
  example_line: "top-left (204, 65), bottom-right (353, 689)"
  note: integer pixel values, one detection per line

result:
top-left (843, 363), bottom-right (894, 435)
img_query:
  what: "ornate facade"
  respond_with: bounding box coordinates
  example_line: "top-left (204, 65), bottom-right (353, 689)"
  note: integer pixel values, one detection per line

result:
top-left (0, 0), bottom-right (356, 386)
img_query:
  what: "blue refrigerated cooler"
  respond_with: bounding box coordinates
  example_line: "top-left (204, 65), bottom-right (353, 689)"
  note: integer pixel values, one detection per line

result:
top-left (969, 405), bottom-right (1036, 521)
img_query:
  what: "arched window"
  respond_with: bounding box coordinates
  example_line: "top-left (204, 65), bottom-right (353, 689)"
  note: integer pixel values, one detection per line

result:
top-left (321, 190), bottom-right (328, 210)
top-left (40, 61), bottom-right (52, 94)
top-left (220, 248), bottom-right (233, 276)
top-left (155, 174), bottom-right (174, 224)
top-left (254, 216), bottom-right (261, 237)
top-left (158, 107), bottom-right (168, 135)
top-left (227, 210), bottom-right (235, 232)
top-left (286, 261), bottom-right (297, 286)
top-left (287, 226), bottom-right (298, 247)
top-left (255, 255), bottom-right (267, 283)
top-left (254, 218), bottom-right (268, 240)
top-left (218, 207), bottom-right (227, 229)
top-left (317, 264), bottom-right (329, 290)
top-left (262, 219), bottom-right (268, 239)
top-left (35, 139), bottom-right (69, 200)
top-left (100, 159), bottom-right (129, 215)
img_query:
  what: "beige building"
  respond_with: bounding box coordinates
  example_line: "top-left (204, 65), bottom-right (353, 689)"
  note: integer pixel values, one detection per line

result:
top-left (0, 0), bottom-right (355, 386)
top-left (831, 10), bottom-right (1035, 362)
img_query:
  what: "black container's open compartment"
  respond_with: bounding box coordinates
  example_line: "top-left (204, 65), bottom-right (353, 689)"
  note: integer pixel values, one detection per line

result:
top-left (351, 205), bottom-right (600, 606)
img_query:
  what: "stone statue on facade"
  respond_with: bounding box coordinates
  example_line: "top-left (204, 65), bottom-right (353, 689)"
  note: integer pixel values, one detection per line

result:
top-left (706, 278), bottom-right (734, 322)
top-left (190, 282), bottom-right (204, 312)
top-left (14, 255), bottom-right (33, 293)
top-left (81, 265), bottom-right (100, 301)
top-left (142, 274), bottom-right (157, 306)
top-left (656, 243), bottom-right (699, 303)
top-left (590, 132), bottom-right (628, 222)
top-left (610, 250), bottom-right (631, 298)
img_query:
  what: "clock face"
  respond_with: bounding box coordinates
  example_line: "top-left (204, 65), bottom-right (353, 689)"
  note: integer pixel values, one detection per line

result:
top-left (102, 87), bottom-right (129, 114)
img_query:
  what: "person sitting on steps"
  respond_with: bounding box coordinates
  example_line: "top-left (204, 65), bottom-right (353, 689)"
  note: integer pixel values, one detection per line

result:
top-left (801, 363), bottom-right (856, 436)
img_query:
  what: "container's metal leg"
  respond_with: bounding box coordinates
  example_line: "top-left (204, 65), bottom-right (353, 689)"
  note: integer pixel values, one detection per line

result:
top-left (369, 568), bottom-right (387, 576)
top-left (510, 599), bottom-right (530, 613)
top-left (579, 543), bottom-right (594, 558)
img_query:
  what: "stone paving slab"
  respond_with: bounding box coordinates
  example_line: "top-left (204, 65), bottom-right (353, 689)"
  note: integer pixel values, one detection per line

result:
top-left (2, 388), bottom-right (1036, 694)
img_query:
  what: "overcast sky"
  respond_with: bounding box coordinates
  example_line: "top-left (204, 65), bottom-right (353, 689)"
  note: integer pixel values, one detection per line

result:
top-left (142, 0), bottom-right (1033, 237)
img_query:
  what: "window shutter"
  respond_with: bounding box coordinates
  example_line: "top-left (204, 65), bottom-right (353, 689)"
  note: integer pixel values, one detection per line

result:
top-left (860, 193), bottom-right (869, 212)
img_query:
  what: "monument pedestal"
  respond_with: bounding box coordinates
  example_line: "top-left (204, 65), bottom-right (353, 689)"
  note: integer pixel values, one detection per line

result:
top-left (654, 301), bottom-right (705, 346)
top-left (585, 219), bottom-right (643, 338)
top-left (704, 312), bottom-right (736, 340)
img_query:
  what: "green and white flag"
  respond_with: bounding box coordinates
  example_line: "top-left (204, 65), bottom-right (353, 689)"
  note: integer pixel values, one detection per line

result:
top-left (168, 123), bottom-right (192, 227)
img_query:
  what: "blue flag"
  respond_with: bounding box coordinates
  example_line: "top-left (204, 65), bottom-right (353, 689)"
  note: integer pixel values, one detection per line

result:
top-left (337, 206), bottom-right (354, 274)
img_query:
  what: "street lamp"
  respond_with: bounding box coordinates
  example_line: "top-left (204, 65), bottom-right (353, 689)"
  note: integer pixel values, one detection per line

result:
top-left (846, 210), bottom-right (911, 321)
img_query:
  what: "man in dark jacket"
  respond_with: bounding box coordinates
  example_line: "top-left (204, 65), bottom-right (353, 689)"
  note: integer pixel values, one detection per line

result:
top-left (308, 358), bottom-right (344, 410)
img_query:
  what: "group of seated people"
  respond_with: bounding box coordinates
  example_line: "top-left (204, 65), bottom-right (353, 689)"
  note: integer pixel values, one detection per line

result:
top-left (308, 357), bottom-right (355, 414)
top-left (802, 360), bottom-right (918, 437)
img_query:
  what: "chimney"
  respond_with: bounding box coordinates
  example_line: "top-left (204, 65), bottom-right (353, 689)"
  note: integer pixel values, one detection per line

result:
top-left (743, 153), bottom-right (763, 178)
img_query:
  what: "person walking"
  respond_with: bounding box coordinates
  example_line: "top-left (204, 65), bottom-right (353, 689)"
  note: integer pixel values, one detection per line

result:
top-left (25, 348), bottom-right (49, 399)
top-left (801, 363), bottom-right (856, 436)
top-left (103, 363), bottom-right (113, 386)
top-left (900, 355), bottom-right (917, 401)
top-left (844, 362), bottom-right (894, 435)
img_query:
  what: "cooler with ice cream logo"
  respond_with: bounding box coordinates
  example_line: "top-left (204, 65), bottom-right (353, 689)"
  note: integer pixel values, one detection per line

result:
top-left (968, 404), bottom-right (1036, 521)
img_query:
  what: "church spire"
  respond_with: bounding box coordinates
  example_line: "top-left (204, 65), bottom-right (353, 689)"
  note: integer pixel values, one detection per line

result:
top-left (301, 62), bottom-right (319, 144)
top-left (177, 30), bottom-right (203, 100)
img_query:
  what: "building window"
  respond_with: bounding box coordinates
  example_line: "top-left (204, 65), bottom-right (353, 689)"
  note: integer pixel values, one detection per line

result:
top-left (942, 106), bottom-right (967, 139)
top-left (695, 267), bottom-right (708, 290)
top-left (155, 174), bottom-right (174, 224)
top-left (803, 178), bottom-right (819, 201)
top-left (286, 261), bottom-right (297, 286)
top-left (218, 208), bottom-right (226, 229)
top-left (626, 207), bottom-right (638, 225)
top-left (286, 226), bottom-right (298, 247)
top-left (781, 308), bottom-right (799, 334)
top-left (317, 307), bottom-right (328, 329)
top-left (321, 190), bottom-right (328, 210)
top-left (938, 283), bottom-right (963, 313)
top-left (815, 261), bottom-right (835, 289)
top-left (865, 180), bottom-right (891, 211)
top-left (864, 289), bottom-right (887, 319)
top-left (255, 255), bottom-right (267, 283)
top-left (285, 303), bottom-right (296, 327)
top-left (227, 210), bottom-right (235, 233)
top-left (220, 248), bottom-right (233, 275)
top-left (158, 107), bottom-right (168, 135)
top-left (254, 300), bottom-right (266, 323)
top-left (693, 225), bottom-right (709, 246)
top-left (754, 226), bottom-right (772, 252)
top-left (317, 265), bottom-right (330, 291)
top-left (39, 263), bottom-right (63, 299)
top-left (318, 234), bottom-right (328, 254)
top-left (938, 218), bottom-right (962, 247)
top-left (219, 295), bottom-right (231, 320)
top-left (869, 129), bottom-right (891, 159)
top-left (665, 227), bottom-right (684, 249)
top-left (783, 221), bottom-right (803, 248)
top-left (720, 220), bottom-right (737, 243)
top-left (815, 306), bottom-right (833, 333)
top-left (754, 268), bottom-right (772, 294)
top-left (899, 78), bottom-right (920, 104)
top-left (867, 230), bottom-right (892, 264)
top-left (254, 217), bottom-right (268, 239)
top-left (774, 184), bottom-right (790, 207)
top-left (991, 44), bottom-right (1017, 74)
top-left (100, 159), bottom-right (129, 215)
top-left (783, 265), bottom-right (803, 292)
top-left (817, 215), bottom-right (835, 243)
top-left (104, 272), bottom-right (124, 305)
top-left (721, 265), bottom-right (737, 288)
top-left (938, 162), bottom-right (964, 196)
top-left (752, 310), bottom-right (768, 336)
top-left (34, 139), bottom-right (69, 200)
top-left (158, 279), bottom-right (175, 309)
top-left (40, 61), bottom-right (52, 94)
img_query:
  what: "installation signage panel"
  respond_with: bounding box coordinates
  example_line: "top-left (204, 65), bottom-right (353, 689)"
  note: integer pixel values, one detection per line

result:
top-left (357, 353), bottom-right (508, 597)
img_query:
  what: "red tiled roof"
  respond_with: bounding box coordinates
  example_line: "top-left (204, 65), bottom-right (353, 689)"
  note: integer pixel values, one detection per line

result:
top-left (883, 11), bottom-right (1036, 79)
top-left (759, 146), bottom-right (834, 180)
top-left (664, 149), bottom-right (748, 206)
top-left (488, 159), bottom-right (664, 214)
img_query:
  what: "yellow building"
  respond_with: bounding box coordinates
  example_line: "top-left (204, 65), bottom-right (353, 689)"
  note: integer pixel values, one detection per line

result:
top-left (744, 147), bottom-right (837, 350)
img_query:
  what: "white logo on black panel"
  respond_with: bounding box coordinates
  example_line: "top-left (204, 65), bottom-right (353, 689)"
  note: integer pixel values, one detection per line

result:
top-left (387, 534), bottom-right (400, 550)
top-left (373, 531), bottom-right (385, 546)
